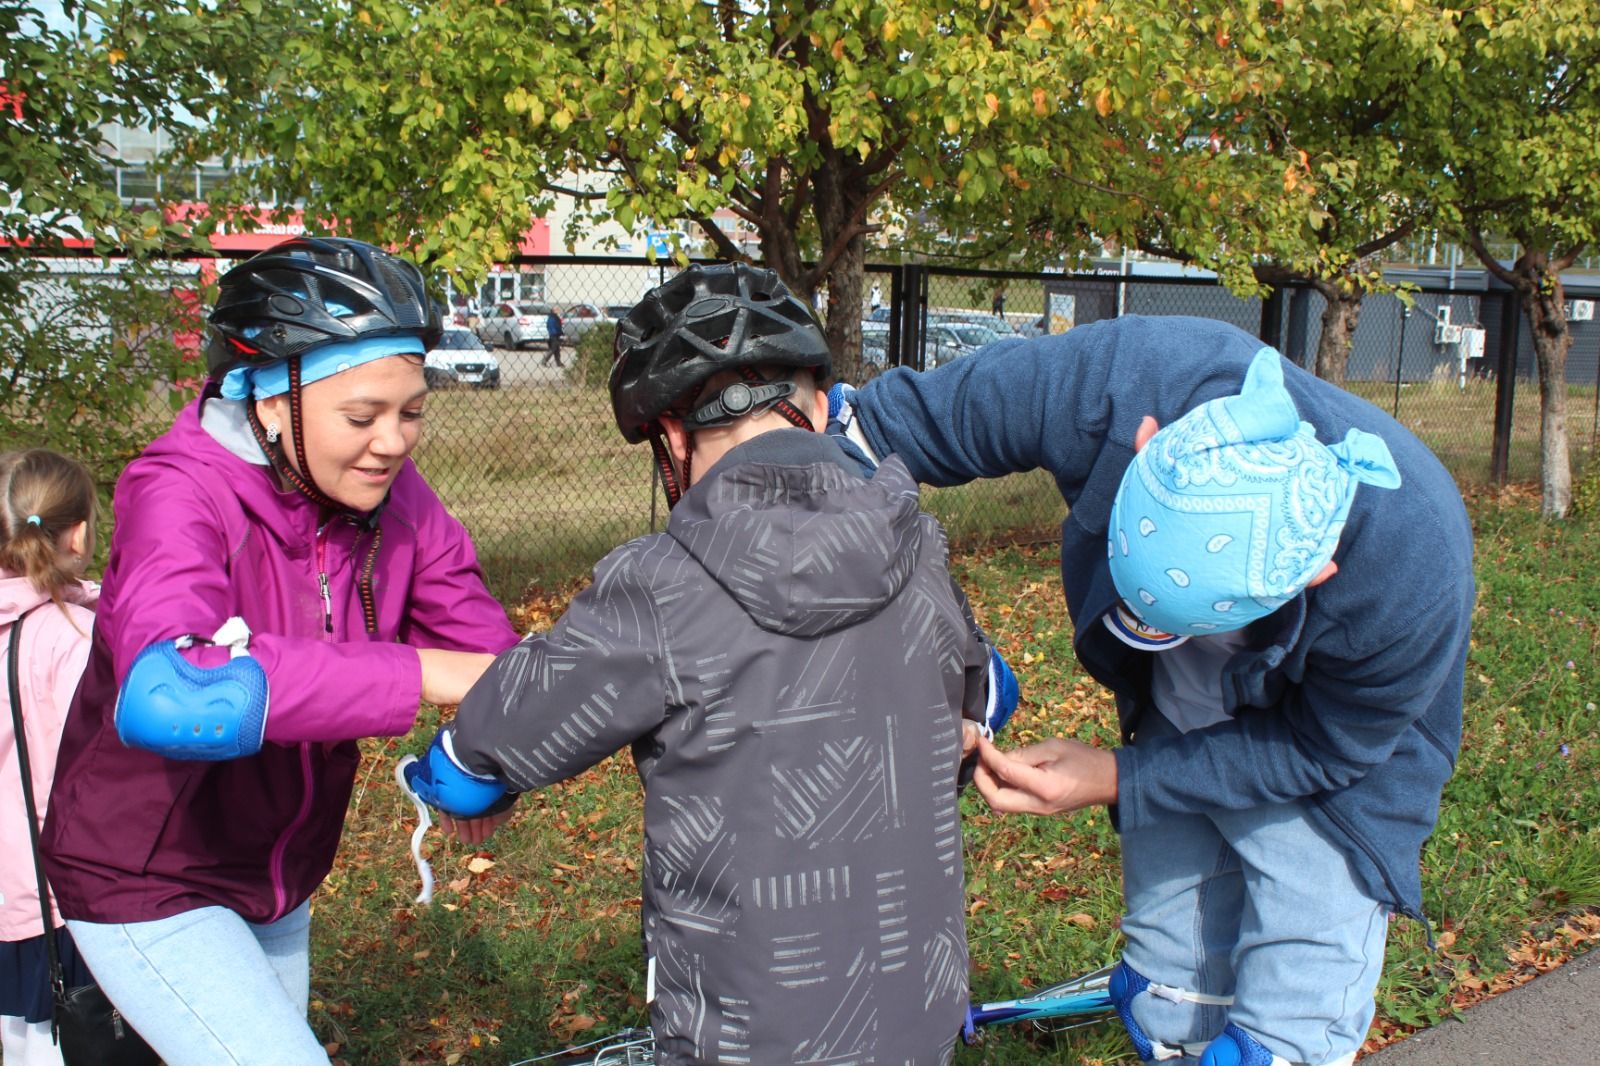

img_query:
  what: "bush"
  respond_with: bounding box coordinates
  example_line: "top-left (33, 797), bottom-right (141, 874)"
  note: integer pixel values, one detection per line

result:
top-left (575, 322), bottom-right (618, 388)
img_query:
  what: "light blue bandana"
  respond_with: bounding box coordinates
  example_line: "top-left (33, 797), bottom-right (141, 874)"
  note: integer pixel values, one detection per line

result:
top-left (218, 335), bottom-right (425, 401)
top-left (1107, 347), bottom-right (1402, 637)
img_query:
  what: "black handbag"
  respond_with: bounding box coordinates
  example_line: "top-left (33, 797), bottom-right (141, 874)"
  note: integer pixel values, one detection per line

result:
top-left (8, 605), bottom-right (161, 1066)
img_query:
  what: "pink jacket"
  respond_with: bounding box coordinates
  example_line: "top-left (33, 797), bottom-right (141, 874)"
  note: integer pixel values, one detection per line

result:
top-left (1, 573), bottom-right (95, 942)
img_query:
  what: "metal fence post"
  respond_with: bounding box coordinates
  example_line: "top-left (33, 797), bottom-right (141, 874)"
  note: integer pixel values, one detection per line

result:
top-left (1259, 286), bottom-right (1284, 351)
top-left (893, 264), bottom-right (928, 370)
top-left (1392, 303), bottom-right (1410, 416)
top-left (1490, 290), bottom-right (1521, 487)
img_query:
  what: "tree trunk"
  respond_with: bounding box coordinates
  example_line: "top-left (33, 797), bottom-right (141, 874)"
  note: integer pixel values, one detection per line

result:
top-left (810, 162), bottom-right (868, 385)
top-left (1523, 278), bottom-right (1573, 519)
top-left (1311, 280), bottom-right (1364, 387)
top-left (1464, 235), bottom-right (1577, 519)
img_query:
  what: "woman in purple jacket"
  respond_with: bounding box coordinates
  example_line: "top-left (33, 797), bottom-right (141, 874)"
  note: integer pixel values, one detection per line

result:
top-left (40, 238), bottom-right (520, 1065)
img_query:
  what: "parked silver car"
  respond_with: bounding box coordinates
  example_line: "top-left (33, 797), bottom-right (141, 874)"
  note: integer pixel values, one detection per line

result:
top-left (477, 302), bottom-right (554, 349)
top-left (929, 311), bottom-right (1017, 336)
top-left (924, 323), bottom-right (1002, 368)
top-left (558, 302), bottom-right (618, 340)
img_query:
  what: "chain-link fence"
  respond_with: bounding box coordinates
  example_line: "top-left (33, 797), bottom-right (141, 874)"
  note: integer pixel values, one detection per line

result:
top-left (8, 252), bottom-right (1598, 601)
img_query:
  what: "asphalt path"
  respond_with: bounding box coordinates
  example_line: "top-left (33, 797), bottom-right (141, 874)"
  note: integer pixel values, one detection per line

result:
top-left (488, 343), bottom-right (576, 386)
top-left (1363, 949), bottom-right (1600, 1063)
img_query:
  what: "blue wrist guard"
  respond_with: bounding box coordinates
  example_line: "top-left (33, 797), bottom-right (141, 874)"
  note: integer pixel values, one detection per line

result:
top-left (825, 382), bottom-right (881, 477)
top-left (402, 729), bottom-right (509, 817)
top-left (115, 638), bottom-right (269, 760)
top-left (983, 646), bottom-right (1020, 738)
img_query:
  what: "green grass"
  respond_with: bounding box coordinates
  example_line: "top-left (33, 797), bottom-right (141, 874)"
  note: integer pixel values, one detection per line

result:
top-left (308, 478), bottom-right (1600, 1065)
top-left (1345, 379), bottom-right (1600, 486)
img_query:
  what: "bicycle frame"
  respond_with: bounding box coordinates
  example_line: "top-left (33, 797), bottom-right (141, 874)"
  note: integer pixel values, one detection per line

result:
top-left (523, 964), bottom-right (1116, 1064)
top-left (960, 963), bottom-right (1115, 1043)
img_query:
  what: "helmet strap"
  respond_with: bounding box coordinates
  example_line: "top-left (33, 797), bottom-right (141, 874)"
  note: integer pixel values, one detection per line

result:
top-left (740, 366), bottom-right (814, 431)
top-left (243, 358), bottom-right (385, 632)
top-left (647, 433), bottom-right (688, 509)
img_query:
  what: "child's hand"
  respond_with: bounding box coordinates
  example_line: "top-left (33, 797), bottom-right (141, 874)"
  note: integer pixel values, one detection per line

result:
top-left (972, 734), bottom-right (1118, 815)
top-left (961, 720), bottom-right (982, 758)
top-left (440, 808), bottom-right (516, 846)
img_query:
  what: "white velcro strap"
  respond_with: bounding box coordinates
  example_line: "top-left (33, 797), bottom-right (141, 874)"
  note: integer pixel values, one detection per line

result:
top-left (210, 616), bottom-right (253, 659)
top-left (1149, 980), bottom-right (1235, 1007)
top-left (394, 756), bottom-right (435, 906)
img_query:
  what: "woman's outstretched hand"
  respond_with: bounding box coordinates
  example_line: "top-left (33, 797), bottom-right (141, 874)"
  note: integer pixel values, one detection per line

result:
top-left (417, 649), bottom-right (497, 707)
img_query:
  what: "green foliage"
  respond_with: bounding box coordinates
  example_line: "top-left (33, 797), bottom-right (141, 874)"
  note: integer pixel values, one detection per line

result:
top-left (1422, 0), bottom-right (1600, 516)
top-left (1573, 458), bottom-right (1600, 517)
top-left (0, 1), bottom-right (235, 256)
top-left (193, 0), bottom-right (1322, 380)
top-left (1, 1), bottom-right (235, 490)
top-left (573, 322), bottom-right (617, 390)
top-left (0, 256), bottom-right (204, 484)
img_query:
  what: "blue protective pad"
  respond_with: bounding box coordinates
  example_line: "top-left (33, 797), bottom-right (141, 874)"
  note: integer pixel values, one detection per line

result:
top-left (115, 640), bottom-right (269, 760)
top-left (1109, 960), bottom-right (1161, 1063)
top-left (1199, 1023), bottom-right (1278, 1066)
top-left (402, 730), bottom-right (508, 817)
top-left (985, 647), bottom-right (1019, 737)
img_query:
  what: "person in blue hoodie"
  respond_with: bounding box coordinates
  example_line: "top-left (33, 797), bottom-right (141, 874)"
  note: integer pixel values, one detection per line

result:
top-left (828, 315), bottom-right (1474, 1066)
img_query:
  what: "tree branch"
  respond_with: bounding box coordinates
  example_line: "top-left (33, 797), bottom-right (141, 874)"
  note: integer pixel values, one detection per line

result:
top-left (1465, 229), bottom-right (1525, 291)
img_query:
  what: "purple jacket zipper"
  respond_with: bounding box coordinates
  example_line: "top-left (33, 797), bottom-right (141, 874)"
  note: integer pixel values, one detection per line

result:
top-left (268, 742), bottom-right (317, 921)
top-left (269, 524), bottom-right (334, 919)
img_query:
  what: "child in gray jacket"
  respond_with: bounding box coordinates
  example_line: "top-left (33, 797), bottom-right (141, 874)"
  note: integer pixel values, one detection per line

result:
top-left (405, 264), bottom-right (1016, 1066)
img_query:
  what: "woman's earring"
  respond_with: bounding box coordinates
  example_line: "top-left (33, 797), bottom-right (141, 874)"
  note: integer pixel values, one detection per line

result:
top-left (266, 422), bottom-right (281, 444)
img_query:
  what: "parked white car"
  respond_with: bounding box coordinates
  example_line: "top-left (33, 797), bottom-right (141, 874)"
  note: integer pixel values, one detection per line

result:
top-left (426, 327), bottom-right (500, 389)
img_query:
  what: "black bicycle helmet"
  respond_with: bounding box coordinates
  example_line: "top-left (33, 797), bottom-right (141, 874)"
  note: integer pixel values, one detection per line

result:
top-left (610, 263), bottom-right (832, 444)
top-left (205, 236), bottom-right (443, 382)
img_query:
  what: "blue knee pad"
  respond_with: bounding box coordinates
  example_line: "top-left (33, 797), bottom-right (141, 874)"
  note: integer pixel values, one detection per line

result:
top-left (116, 639), bottom-right (269, 760)
top-left (1110, 960), bottom-right (1162, 1062)
top-left (1199, 1023), bottom-right (1278, 1066)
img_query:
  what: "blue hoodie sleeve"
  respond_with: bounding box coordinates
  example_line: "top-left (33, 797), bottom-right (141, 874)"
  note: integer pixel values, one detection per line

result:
top-left (849, 316), bottom-right (1267, 501)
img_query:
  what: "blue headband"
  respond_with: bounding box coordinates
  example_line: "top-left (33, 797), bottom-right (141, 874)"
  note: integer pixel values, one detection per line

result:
top-left (1107, 347), bottom-right (1402, 637)
top-left (219, 336), bottom-right (426, 401)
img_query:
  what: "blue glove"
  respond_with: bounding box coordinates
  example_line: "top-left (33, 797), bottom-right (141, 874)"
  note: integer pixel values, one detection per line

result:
top-left (402, 729), bottom-right (510, 817)
top-left (983, 646), bottom-right (1020, 738)
top-left (825, 382), bottom-right (880, 477)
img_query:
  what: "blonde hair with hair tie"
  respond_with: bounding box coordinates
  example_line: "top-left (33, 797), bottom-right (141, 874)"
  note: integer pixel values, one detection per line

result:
top-left (0, 448), bottom-right (98, 607)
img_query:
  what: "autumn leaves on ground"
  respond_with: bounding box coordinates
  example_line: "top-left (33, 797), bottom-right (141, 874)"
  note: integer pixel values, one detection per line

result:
top-left (314, 487), bottom-right (1599, 1066)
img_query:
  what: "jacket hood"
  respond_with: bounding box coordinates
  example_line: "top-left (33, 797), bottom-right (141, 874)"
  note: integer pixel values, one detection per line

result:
top-left (0, 572), bottom-right (93, 625)
top-left (667, 430), bottom-right (930, 637)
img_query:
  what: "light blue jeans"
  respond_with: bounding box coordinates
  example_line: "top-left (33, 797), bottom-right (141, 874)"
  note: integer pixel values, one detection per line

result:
top-left (66, 902), bottom-right (331, 1066)
top-left (1119, 712), bottom-right (1389, 1065)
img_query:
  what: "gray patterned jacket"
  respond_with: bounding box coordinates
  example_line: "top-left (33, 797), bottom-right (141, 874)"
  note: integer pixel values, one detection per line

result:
top-left (449, 429), bottom-right (992, 1065)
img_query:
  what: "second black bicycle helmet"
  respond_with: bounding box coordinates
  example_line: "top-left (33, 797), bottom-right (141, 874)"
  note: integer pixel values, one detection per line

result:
top-left (610, 263), bottom-right (832, 443)
top-left (205, 236), bottom-right (443, 383)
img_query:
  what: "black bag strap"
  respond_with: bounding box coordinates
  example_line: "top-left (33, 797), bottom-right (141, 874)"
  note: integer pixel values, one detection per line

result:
top-left (6, 605), bottom-right (69, 1023)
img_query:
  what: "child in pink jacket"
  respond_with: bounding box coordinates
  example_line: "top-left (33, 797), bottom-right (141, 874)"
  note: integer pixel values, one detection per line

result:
top-left (1, 448), bottom-right (100, 1065)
